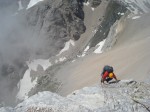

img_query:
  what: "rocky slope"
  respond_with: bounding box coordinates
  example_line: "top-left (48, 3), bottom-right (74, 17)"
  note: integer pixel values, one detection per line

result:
top-left (120, 0), bottom-right (150, 14)
top-left (0, 80), bottom-right (150, 112)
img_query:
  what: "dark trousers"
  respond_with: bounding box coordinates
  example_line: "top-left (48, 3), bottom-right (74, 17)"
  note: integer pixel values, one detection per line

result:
top-left (105, 77), bottom-right (113, 82)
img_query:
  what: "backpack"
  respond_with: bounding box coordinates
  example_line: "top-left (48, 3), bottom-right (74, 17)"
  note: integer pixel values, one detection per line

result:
top-left (101, 65), bottom-right (113, 76)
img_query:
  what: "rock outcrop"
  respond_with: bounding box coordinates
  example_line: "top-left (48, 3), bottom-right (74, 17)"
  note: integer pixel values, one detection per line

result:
top-left (23, 0), bottom-right (86, 58)
top-left (1, 80), bottom-right (150, 112)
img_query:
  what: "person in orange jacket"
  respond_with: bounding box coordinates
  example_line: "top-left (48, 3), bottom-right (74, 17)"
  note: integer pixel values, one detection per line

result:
top-left (101, 65), bottom-right (118, 84)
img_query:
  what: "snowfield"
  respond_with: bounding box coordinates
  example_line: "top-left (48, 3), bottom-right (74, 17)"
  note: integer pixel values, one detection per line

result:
top-left (57, 40), bottom-right (75, 56)
top-left (132, 16), bottom-right (141, 19)
top-left (27, 0), bottom-right (44, 9)
top-left (94, 39), bottom-right (106, 54)
top-left (17, 59), bottom-right (52, 100)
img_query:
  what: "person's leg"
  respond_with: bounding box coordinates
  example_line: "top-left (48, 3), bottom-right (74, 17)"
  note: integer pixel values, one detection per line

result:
top-left (106, 77), bottom-right (113, 83)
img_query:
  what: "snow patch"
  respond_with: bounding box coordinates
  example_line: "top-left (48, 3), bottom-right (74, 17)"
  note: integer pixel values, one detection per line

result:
top-left (132, 16), bottom-right (141, 19)
top-left (94, 39), bottom-right (106, 54)
top-left (118, 12), bottom-right (124, 16)
top-left (17, 70), bottom-right (37, 100)
top-left (84, 46), bottom-right (90, 52)
top-left (92, 29), bottom-right (97, 34)
top-left (55, 60), bottom-right (58, 64)
top-left (17, 59), bottom-right (52, 100)
top-left (72, 60), bottom-right (76, 63)
top-left (81, 53), bottom-right (86, 57)
top-left (81, 46), bottom-right (90, 57)
top-left (27, 0), bottom-right (44, 9)
top-left (83, 2), bottom-right (90, 6)
top-left (54, 57), bottom-right (67, 64)
top-left (58, 40), bottom-right (75, 56)
top-left (27, 59), bottom-right (52, 71)
top-left (122, 0), bottom-right (150, 14)
top-left (59, 57), bottom-right (66, 62)
top-left (18, 0), bottom-right (23, 10)
top-left (91, 8), bottom-right (95, 11)
top-left (77, 55), bottom-right (81, 58)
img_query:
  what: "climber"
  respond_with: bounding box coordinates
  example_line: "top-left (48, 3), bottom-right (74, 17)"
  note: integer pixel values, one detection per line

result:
top-left (100, 65), bottom-right (118, 84)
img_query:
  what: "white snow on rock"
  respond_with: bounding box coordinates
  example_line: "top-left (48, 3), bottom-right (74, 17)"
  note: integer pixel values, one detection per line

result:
top-left (17, 73), bottom-right (37, 100)
top-left (91, 8), bottom-right (95, 11)
top-left (83, 1), bottom-right (95, 11)
top-left (17, 59), bottom-right (52, 100)
top-left (81, 46), bottom-right (90, 57)
top-left (27, 59), bottom-right (52, 71)
top-left (81, 53), bottom-right (86, 57)
top-left (92, 29), bottom-right (97, 34)
top-left (59, 57), bottom-right (66, 62)
top-left (118, 12), bottom-right (125, 16)
top-left (72, 60), bottom-right (76, 63)
top-left (84, 46), bottom-right (90, 52)
top-left (55, 59), bottom-right (58, 64)
top-left (132, 16), bottom-right (141, 19)
top-left (54, 57), bottom-right (66, 64)
top-left (27, 0), bottom-right (44, 9)
top-left (83, 2), bottom-right (90, 6)
top-left (77, 55), bottom-right (81, 58)
top-left (122, 0), bottom-right (150, 14)
top-left (58, 40), bottom-right (75, 56)
top-left (94, 39), bottom-right (106, 54)
top-left (18, 0), bottom-right (23, 10)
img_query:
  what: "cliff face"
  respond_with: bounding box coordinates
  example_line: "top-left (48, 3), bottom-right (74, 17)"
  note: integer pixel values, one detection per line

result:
top-left (89, 1), bottom-right (127, 48)
top-left (24, 0), bottom-right (86, 57)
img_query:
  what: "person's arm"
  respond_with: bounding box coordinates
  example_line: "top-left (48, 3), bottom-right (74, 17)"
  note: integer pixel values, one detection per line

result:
top-left (101, 71), bottom-right (109, 83)
top-left (113, 73), bottom-right (118, 80)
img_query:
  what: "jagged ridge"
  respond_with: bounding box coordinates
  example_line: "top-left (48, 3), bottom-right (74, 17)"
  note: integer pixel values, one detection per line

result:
top-left (1, 80), bottom-right (150, 112)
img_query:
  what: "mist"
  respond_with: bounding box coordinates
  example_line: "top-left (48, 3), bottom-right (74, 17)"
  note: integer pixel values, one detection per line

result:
top-left (0, 0), bottom-right (53, 106)
top-left (0, 0), bottom-right (86, 106)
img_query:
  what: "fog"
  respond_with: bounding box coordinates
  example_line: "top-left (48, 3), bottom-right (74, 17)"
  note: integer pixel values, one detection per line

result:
top-left (0, 0), bottom-right (73, 106)
top-left (0, 1), bottom-right (52, 72)
top-left (0, 0), bottom-right (52, 106)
